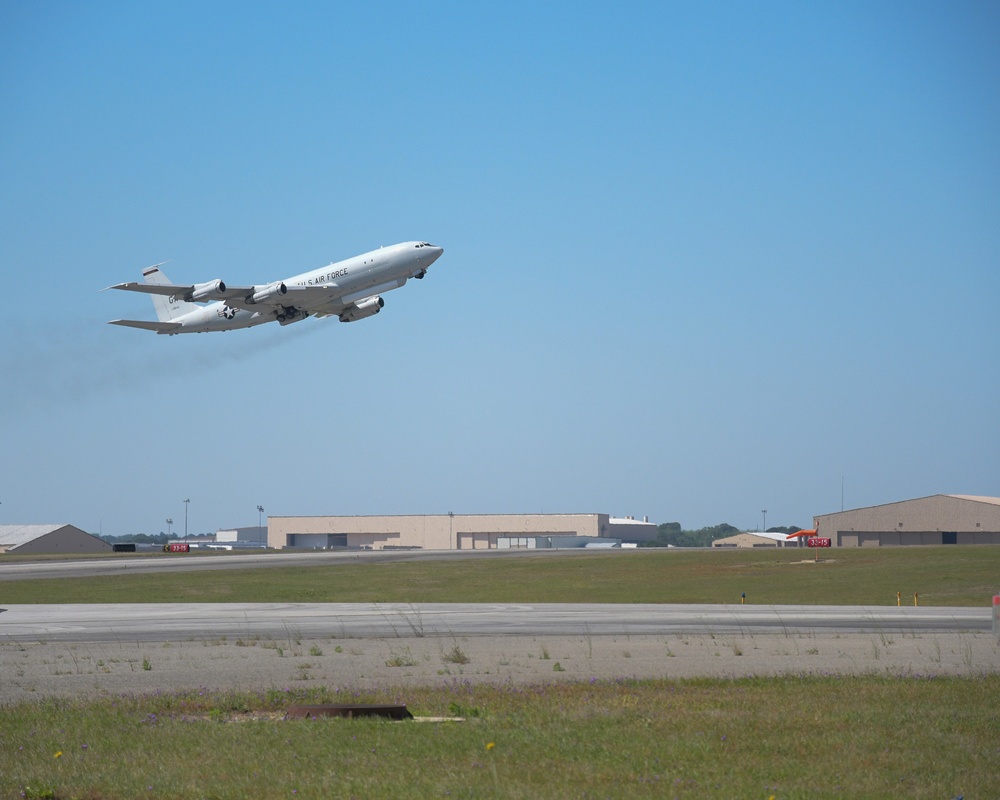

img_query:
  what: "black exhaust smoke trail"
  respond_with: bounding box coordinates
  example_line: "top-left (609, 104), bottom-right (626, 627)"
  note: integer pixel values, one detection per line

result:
top-left (0, 316), bottom-right (328, 415)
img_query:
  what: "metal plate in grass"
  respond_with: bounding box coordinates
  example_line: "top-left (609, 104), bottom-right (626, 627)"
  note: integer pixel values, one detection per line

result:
top-left (287, 704), bottom-right (413, 720)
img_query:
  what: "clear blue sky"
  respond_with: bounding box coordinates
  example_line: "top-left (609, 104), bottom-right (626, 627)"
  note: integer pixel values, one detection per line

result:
top-left (2, 2), bottom-right (997, 536)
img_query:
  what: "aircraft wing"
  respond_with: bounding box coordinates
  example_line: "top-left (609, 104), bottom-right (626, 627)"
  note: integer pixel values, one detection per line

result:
top-left (275, 281), bottom-right (408, 317)
top-left (223, 283), bottom-right (353, 313)
top-left (104, 280), bottom-right (255, 301)
top-left (105, 280), bottom-right (187, 297)
top-left (283, 284), bottom-right (350, 310)
top-left (109, 319), bottom-right (182, 333)
top-left (107, 276), bottom-right (358, 315)
top-left (108, 274), bottom-right (403, 318)
top-left (315, 279), bottom-right (406, 315)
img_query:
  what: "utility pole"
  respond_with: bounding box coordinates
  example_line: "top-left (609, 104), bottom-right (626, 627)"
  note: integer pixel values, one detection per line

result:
top-left (761, 509), bottom-right (767, 532)
top-left (184, 499), bottom-right (190, 539)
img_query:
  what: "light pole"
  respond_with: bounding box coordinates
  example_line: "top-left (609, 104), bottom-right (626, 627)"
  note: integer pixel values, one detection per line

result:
top-left (184, 499), bottom-right (190, 540)
top-left (761, 509), bottom-right (767, 532)
top-left (257, 505), bottom-right (265, 541)
top-left (166, 518), bottom-right (173, 537)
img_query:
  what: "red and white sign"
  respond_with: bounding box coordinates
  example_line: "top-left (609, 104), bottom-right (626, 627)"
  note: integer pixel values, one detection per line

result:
top-left (807, 537), bottom-right (831, 548)
top-left (165, 543), bottom-right (191, 553)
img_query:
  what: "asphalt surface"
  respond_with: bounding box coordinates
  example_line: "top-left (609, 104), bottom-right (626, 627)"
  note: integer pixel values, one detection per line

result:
top-left (0, 602), bottom-right (990, 644)
top-left (2, 554), bottom-right (996, 703)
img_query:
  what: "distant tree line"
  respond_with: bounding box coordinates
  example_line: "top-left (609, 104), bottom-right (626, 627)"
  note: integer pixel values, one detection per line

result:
top-left (640, 522), bottom-right (802, 548)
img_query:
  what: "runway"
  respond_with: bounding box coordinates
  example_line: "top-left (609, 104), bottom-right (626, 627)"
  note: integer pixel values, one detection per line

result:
top-left (0, 602), bottom-right (989, 644)
top-left (2, 602), bottom-right (995, 703)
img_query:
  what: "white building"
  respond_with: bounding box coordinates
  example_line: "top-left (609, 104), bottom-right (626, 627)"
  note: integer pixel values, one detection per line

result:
top-left (216, 526), bottom-right (267, 546)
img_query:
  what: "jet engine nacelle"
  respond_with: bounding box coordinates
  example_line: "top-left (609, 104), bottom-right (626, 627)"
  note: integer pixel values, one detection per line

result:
top-left (339, 295), bottom-right (384, 323)
top-left (187, 279), bottom-right (227, 302)
top-left (249, 281), bottom-right (287, 304)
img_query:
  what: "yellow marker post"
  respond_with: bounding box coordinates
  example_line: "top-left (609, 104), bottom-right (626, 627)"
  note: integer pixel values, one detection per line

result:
top-left (897, 591), bottom-right (901, 607)
top-left (914, 592), bottom-right (919, 607)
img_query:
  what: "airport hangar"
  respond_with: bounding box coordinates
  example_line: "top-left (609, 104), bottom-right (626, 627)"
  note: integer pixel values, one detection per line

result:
top-left (267, 513), bottom-right (658, 550)
top-left (0, 525), bottom-right (111, 555)
top-left (712, 532), bottom-right (805, 548)
top-left (813, 494), bottom-right (1000, 547)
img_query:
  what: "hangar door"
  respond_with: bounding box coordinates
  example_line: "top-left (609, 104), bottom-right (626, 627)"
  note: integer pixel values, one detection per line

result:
top-left (457, 532), bottom-right (493, 550)
top-left (288, 533), bottom-right (348, 548)
top-left (838, 532), bottom-right (885, 547)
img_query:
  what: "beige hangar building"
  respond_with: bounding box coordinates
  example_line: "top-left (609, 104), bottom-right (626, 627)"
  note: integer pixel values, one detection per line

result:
top-left (267, 513), bottom-right (657, 551)
top-left (814, 495), bottom-right (1000, 547)
top-left (712, 531), bottom-right (804, 548)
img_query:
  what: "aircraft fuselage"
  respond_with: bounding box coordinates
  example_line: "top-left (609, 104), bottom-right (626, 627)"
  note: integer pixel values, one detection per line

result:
top-left (111, 241), bottom-right (443, 334)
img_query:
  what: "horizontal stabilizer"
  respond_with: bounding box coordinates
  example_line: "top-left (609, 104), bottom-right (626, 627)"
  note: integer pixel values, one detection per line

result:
top-left (108, 319), bottom-right (182, 333)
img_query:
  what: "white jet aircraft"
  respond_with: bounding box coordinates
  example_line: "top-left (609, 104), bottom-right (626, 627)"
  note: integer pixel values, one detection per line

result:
top-left (106, 241), bottom-right (443, 334)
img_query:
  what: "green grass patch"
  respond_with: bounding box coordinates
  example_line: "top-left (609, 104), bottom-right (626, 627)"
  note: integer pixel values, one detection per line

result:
top-left (1, 676), bottom-right (996, 799)
top-left (2, 547), bottom-right (998, 606)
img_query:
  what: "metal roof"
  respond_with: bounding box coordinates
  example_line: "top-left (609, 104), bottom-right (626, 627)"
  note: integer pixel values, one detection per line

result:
top-left (0, 524), bottom-right (75, 547)
top-left (713, 531), bottom-right (794, 544)
top-left (743, 531), bottom-right (793, 542)
top-left (816, 494), bottom-right (1000, 519)
top-left (946, 495), bottom-right (1000, 506)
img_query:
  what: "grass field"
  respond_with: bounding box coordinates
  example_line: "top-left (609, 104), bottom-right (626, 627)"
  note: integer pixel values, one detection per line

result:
top-left (2, 676), bottom-right (997, 799)
top-left (2, 546), bottom-right (998, 606)
top-left (3, 548), bottom-right (998, 798)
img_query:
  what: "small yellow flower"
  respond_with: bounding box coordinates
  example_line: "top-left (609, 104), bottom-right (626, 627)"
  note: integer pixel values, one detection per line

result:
top-left (485, 742), bottom-right (495, 751)
top-left (54, 751), bottom-right (63, 759)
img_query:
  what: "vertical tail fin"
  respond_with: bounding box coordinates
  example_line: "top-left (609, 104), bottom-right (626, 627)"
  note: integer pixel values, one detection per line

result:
top-left (143, 263), bottom-right (199, 322)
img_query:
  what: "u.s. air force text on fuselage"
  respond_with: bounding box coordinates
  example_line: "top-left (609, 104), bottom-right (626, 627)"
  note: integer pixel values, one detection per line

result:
top-left (303, 266), bottom-right (350, 285)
